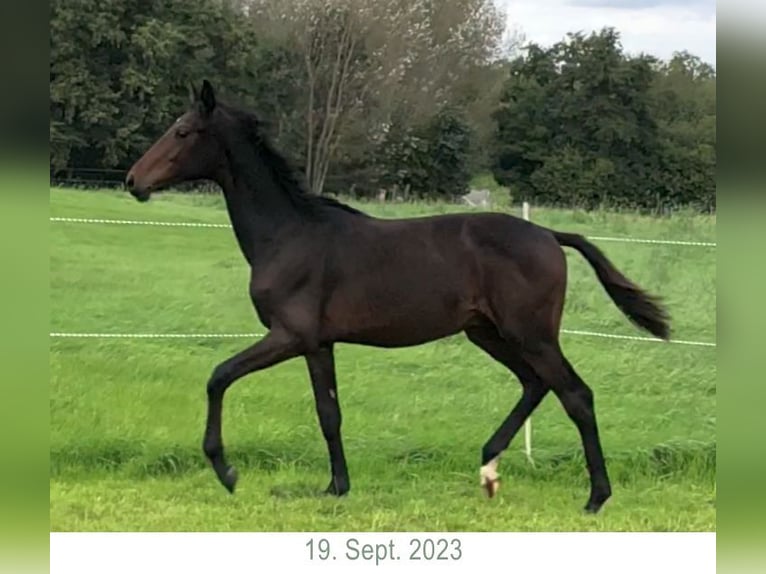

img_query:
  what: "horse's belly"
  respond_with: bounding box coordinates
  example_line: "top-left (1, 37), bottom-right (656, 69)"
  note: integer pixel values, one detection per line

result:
top-left (323, 288), bottom-right (475, 348)
top-left (339, 321), bottom-right (464, 348)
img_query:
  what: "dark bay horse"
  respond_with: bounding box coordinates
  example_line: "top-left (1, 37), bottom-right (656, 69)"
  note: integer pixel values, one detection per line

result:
top-left (125, 80), bottom-right (670, 513)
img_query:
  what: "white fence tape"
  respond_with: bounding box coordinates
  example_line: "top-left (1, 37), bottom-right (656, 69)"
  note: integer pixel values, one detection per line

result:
top-left (50, 216), bottom-right (231, 229)
top-left (48, 330), bottom-right (715, 347)
top-left (586, 236), bottom-right (715, 247)
top-left (50, 216), bottom-right (716, 247)
top-left (49, 332), bottom-right (262, 339)
top-left (560, 329), bottom-right (715, 347)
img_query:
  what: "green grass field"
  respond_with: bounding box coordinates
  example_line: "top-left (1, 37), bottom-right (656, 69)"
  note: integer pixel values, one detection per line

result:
top-left (49, 187), bottom-right (716, 532)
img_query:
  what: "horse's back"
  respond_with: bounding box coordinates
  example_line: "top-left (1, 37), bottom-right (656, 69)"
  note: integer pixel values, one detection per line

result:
top-left (318, 210), bottom-right (565, 347)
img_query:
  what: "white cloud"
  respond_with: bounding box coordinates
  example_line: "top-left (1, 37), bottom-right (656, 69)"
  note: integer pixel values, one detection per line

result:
top-left (498, 0), bottom-right (716, 65)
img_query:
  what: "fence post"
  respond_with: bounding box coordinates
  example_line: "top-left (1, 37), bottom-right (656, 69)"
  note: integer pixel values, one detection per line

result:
top-left (521, 201), bottom-right (534, 465)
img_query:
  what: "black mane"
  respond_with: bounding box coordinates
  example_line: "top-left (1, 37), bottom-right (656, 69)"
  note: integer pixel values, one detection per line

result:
top-left (219, 103), bottom-right (368, 219)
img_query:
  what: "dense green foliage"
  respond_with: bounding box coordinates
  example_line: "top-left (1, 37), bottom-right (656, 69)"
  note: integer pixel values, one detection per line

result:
top-left (50, 0), bottom-right (505, 198)
top-left (50, 0), bottom-right (299, 174)
top-left (380, 109), bottom-right (473, 199)
top-left (50, 2), bottom-right (715, 209)
top-left (491, 29), bottom-right (716, 211)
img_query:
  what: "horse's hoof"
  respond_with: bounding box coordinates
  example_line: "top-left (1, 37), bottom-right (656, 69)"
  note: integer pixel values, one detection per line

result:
top-left (479, 458), bottom-right (500, 498)
top-left (482, 477), bottom-right (500, 498)
top-left (584, 499), bottom-right (609, 514)
top-left (584, 486), bottom-right (612, 514)
top-left (221, 466), bottom-right (238, 494)
top-left (325, 477), bottom-right (350, 497)
top-left (584, 501), bottom-right (601, 514)
top-left (583, 492), bottom-right (610, 514)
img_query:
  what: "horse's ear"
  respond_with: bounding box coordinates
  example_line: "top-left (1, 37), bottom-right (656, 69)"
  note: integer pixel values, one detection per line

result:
top-left (200, 80), bottom-right (216, 116)
top-left (187, 82), bottom-right (198, 105)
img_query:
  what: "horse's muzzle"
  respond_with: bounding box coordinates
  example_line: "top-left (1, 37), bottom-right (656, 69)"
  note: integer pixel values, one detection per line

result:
top-left (125, 171), bottom-right (151, 202)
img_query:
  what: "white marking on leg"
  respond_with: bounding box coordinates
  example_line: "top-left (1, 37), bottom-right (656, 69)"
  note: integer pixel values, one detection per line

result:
top-left (329, 389), bottom-right (336, 400)
top-left (480, 456), bottom-right (501, 497)
top-left (480, 456), bottom-right (500, 486)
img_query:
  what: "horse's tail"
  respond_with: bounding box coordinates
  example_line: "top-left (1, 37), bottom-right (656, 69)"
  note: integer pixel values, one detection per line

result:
top-left (551, 230), bottom-right (671, 340)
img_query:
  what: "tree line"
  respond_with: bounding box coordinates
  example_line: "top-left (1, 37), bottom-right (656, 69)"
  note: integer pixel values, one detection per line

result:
top-left (50, 0), bottom-right (716, 212)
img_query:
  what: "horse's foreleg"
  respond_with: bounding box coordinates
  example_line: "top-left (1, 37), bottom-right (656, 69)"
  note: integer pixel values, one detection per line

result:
top-left (306, 345), bottom-right (350, 496)
top-left (203, 329), bottom-right (302, 493)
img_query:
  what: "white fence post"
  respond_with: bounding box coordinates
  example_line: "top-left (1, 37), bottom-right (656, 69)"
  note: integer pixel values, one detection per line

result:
top-left (521, 201), bottom-right (534, 465)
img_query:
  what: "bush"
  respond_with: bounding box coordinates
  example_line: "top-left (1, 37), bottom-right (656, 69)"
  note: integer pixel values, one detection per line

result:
top-left (381, 109), bottom-right (472, 200)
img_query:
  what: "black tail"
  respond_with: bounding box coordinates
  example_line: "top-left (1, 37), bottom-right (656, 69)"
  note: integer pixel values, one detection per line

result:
top-left (552, 230), bottom-right (671, 340)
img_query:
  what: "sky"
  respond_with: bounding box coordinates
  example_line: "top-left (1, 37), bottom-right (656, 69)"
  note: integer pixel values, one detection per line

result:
top-left (499, 0), bottom-right (716, 66)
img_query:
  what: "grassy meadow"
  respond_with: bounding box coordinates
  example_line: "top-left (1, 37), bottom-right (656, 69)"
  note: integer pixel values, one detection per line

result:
top-left (49, 187), bottom-right (716, 532)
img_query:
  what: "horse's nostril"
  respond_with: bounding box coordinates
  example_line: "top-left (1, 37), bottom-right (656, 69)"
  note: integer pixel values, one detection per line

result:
top-left (125, 173), bottom-right (135, 188)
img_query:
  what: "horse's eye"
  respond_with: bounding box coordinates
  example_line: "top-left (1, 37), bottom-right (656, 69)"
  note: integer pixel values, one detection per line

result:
top-left (176, 128), bottom-right (190, 139)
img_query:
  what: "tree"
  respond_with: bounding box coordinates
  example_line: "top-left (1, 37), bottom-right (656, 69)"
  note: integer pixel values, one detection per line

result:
top-left (49, 0), bottom-right (297, 178)
top-left (50, 0), bottom-right (515, 199)
top-left (650, 52), bottom-right (716, 210)
top-left (381, 108), bottom-right (472, 199)
top-left (243, 0), bottom-right (510, 196)
top-left (491, 28), bottom-right (716, 211)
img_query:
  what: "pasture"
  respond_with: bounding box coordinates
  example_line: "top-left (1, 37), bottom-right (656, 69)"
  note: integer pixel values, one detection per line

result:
top-left (49, 187), bottom-right (716, 531)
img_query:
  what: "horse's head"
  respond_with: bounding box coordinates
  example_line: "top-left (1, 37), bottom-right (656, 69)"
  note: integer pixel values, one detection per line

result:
top-left (125, 80), bottom-right (223, 202)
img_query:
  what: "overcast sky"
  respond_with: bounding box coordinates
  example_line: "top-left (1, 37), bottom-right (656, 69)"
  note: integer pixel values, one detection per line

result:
top-left (499, 0), bottom-right (716, 66)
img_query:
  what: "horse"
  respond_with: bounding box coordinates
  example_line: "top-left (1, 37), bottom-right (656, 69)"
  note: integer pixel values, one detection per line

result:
top-left (125, 80), bottom-right (670, 514)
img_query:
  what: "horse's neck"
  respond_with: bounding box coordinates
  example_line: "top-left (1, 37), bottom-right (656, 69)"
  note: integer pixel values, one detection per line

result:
top-left (217, 162), bottom-right (304, 267)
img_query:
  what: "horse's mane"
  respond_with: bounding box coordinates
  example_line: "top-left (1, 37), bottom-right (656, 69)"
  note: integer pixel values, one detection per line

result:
top-left (220, 103), bottom-right (368, 219)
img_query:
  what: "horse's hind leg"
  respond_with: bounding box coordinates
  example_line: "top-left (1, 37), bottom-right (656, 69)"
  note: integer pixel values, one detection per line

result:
top-left (465, 326), bottom-right (549, 497)
top-left (521, 342), bottom-right (612, 513)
